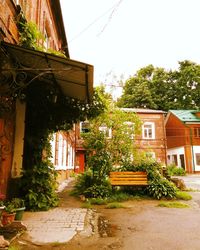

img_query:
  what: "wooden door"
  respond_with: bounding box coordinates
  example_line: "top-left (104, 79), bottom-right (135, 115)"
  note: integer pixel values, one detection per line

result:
top-left (0, 112), bottom-right (15, 197)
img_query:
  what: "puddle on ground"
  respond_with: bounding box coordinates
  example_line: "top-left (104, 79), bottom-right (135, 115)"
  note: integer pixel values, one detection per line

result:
top-left (98, 216), bottom-right (119, 237)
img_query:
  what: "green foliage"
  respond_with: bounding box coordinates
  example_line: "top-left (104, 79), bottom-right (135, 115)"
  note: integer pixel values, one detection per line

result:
top-left (120, 158), bottom-right (162, 181)
top-left (89, 198), bottom-right (108, 205)
top-left (176, 191), bottom-right (192, 200)
top-left (10, 198), bottom-right (25, 208)
top-left (147, 178), bottom-right (177, 200)
top-left (107, 192), bottom-right (132, 202)
top-left (166, 164), bottom-right (186, 176)
top-left (117, 61), bottom-right (200, 110)
top-left (4, 202), bottom-right (16, 214)
top-left (73, 171), bottom-right (112, 198)
top-left (158, 201), bottom-right (190, 208)
top-left (20, 161), bottom-right (59, 211)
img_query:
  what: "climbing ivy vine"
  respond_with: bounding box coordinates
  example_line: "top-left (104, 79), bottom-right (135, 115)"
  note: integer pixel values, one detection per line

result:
top-left (14, 11), bottom-right (105, 210)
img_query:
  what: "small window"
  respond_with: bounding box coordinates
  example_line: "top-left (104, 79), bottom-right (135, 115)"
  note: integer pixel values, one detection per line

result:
top-left (194, 128), bottom-right (200, 138)
top-left (142, 122), bottom-right (155, 139)
top-left (196, 153), bottom-right (200, 165)
top-left (80, 121), bottom-right (90, 133)
top-left (172, 154), bottom-right (178, 166)
top-left (146, 152), bottom-right (155, 159)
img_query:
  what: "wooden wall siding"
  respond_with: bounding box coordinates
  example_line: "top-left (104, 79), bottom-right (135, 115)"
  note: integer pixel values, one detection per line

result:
top-left (135, 112), bottom-right (167, 165)
top-left (166, 114), bottom-right (191, 148)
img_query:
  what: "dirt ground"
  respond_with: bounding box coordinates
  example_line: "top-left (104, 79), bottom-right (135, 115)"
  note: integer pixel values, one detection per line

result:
top-left (12, 183), bottom-right (200, 250)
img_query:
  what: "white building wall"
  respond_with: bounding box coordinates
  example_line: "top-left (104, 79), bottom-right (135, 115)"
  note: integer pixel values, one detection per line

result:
top-left (193, 146), bottom-right (200, 171)
top-left (167, 147), bottom-right (185, 168)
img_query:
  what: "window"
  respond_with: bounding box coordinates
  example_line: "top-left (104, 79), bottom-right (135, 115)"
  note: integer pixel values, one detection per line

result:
top-left (142, 122), bottom-right (155, 139)
top-left (99, 124), bottom-right (112, 138)
top-left (172, 154), bottom-right (178, 166)
top-left (196, 153), bottom-right (200, 165)
top-left (80, 121), bottom-right (90, 133)
top-left (194, 128), bottom-right (200, 138)
top-left (146, 152), bottom-right (156, 159)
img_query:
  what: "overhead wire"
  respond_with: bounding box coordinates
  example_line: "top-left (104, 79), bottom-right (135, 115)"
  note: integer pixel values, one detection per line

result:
top-left (69, 0), bottom-right (124, 43)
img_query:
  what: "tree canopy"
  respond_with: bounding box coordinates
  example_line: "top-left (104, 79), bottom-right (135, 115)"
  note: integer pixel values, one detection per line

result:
top-left (117, 61), bottom-right (200, 111)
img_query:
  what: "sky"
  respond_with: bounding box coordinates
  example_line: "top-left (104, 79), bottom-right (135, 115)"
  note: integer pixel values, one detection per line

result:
top-left (60, 0), bottom-right (200, 98)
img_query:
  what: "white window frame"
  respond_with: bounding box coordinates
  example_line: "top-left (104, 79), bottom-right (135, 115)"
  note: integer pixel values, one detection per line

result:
top-left (80, 121), bottom-right (90, 133)
top-left (142, 122), bottom-right (155, 139)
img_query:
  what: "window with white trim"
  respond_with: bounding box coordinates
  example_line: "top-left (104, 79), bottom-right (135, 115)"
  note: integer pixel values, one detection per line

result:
top-left (142, 122), bottom-right (155, 139)
top-left (80, 121), bottom-right (90, 133)
top-left (194, 128), bottom-right (200, 138)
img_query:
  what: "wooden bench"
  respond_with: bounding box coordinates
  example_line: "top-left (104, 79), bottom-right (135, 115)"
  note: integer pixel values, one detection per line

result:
top-left (109, 171), bottom-right (148, 186)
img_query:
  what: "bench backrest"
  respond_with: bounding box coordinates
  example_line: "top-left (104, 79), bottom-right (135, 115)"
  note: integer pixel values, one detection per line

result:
top-left (109, 171), bottom-right (148, 186)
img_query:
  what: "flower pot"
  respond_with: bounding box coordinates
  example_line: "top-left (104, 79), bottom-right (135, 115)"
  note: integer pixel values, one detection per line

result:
top-left (0, 206), bottom-right (5, 221)
top-left (1, 212), bottom-right (16, 226)
top-left (15, 207), bottom-right (26, 221)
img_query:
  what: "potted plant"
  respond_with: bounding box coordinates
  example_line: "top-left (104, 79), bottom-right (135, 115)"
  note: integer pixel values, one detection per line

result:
top-left (1, 202), bottom-right (16, 226)
top-left (11, 198), bottom-right (26, 221)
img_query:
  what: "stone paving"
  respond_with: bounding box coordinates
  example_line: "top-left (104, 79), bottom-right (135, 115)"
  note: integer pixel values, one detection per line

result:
top-left (22, 207), bottom-right (87, 244)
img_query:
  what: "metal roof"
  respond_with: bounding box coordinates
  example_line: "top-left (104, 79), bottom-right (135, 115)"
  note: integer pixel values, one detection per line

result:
top-left (0, 42), bottom-right (93, 102)
top-left (121, 108), bottom-right (166, 114)
top-left (169, 110), bottom-right (200, 122)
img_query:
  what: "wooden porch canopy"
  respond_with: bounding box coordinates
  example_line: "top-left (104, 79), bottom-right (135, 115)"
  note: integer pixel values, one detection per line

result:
top-left (0, 41), bottom-right (93, 102)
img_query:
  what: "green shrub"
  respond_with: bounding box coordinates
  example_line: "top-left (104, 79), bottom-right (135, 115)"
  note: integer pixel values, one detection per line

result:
top-left (147, 177), bottom-right (177, 200)
top-left (83, 182), bottom-right (112, 198)
top-left (166, 164), bottom-right (186, 176)
top-left (107, 192), bottom-right (132, 202)
top-left (89, 198), bottom-right (107, 205)
top-left (73, 171), bottom-right (94, 196)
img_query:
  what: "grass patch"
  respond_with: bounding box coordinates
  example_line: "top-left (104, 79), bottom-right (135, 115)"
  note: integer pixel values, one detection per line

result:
top-left (176, 191), bottom-right (192, 200)
top-left (81, 202), bottom-right (92, 209)
top-left (8, 246), bottom-right (21, 250)
top-left (106, 202), bottom-right (125, 209)
top-left (158, 201), bottom-right (190, 208)
top-left (89, 198), bottom-right (108, 205)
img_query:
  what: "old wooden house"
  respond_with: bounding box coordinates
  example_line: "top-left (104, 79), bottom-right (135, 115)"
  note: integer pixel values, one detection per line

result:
top-left (165, 110), bottom-right (200, 173)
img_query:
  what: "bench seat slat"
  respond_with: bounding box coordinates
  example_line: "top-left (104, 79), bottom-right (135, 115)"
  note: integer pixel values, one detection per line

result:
top-left (109, 171), bottom-right (148, 186)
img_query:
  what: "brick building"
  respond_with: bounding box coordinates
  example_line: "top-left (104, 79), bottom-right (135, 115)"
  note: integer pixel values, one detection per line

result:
top-left (0, 0), bottom-right (93, 196)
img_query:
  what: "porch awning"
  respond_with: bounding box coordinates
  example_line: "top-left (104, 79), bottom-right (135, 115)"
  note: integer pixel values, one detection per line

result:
top-left (0, 41), bottom-right (93, 102)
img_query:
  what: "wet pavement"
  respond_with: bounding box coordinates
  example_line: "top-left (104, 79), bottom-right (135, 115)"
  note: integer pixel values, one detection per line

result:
top-left (21, 208), bottom-right (87, 244)
top-left (3, 174), bottom-right (200, 246)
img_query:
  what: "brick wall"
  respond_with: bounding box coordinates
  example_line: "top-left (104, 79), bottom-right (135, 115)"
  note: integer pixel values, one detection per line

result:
top-left (0, 0), bottom-right (65, 51)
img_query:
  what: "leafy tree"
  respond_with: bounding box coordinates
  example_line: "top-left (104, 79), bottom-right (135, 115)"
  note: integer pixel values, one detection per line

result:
top-left (82, 88), bottom-right (142, 180)
top-left (117, 61), bottom-right (200, 111)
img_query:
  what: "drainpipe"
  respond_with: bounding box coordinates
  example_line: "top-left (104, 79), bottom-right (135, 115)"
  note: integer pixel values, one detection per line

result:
top-left (162, 113), bottom-right (167, 166)
top-left (184, 123), bottom-right (195, 173)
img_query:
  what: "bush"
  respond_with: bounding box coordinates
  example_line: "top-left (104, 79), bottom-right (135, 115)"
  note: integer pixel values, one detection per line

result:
top-left (166, 164), bottom-right (186, 176)
top-left (73, 171), bottom-right (112, 198)
top-left (83, 182), bottom-right (112, 198)
top-left (120, 159), bottom-right (162, 181)
top-left (147, 177), bottom-right (177, 200)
